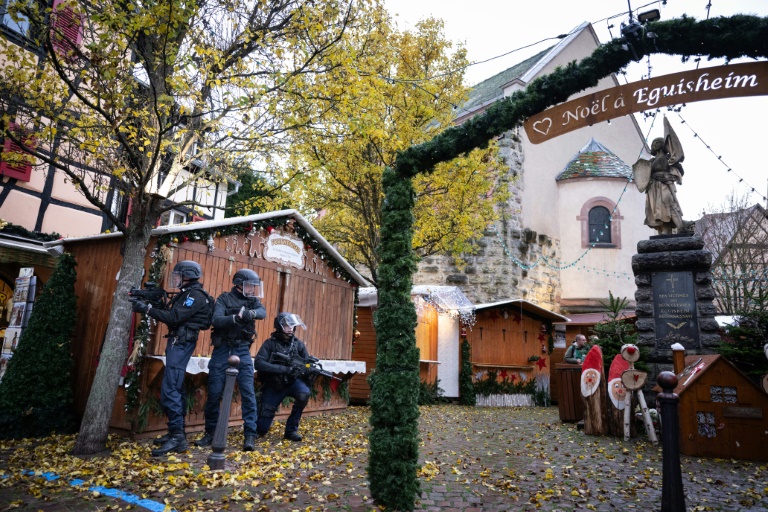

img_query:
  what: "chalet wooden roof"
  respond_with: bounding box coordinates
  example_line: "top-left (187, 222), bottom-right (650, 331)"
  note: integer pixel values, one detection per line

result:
top-left (43, 209), bottom-right (368, 286)
top-left (0, 233), bottom-right (58, 268)
top-left (655, 354), bottom-right (768, 397)
top-left (473, 298), bottom-right (569, 322)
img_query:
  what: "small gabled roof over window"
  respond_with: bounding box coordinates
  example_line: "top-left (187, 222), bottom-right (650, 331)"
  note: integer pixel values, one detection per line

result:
top-left (556, 138), bottom-right (632, 181)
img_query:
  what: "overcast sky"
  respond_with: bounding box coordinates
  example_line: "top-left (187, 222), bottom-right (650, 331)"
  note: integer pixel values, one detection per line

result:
top-left (383, 0), bottom-right (768, 218)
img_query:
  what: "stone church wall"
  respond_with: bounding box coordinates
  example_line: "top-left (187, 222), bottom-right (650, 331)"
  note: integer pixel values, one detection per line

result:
top-left (414, 132), bottom-right (562, 311)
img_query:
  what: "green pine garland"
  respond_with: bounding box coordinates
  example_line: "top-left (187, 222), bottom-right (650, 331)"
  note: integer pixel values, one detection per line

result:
top-left (368, 168), bottom-right (421, 511)
top-left (0, 253), bottom-right (78, 438)
top-left (372, 15), bottom-right (768, 510)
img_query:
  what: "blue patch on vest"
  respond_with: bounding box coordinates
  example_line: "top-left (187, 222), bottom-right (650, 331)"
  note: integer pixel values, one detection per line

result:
top-left (184, 297), bottom-right (195, 307)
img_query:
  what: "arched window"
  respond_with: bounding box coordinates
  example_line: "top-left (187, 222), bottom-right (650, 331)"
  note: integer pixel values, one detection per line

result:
top-left (577, 197), bottom-right (622, 248)
top-left (588, 206), bottom-right (611, 244)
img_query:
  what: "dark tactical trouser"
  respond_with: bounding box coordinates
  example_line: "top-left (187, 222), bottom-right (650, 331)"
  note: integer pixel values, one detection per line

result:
top-left (161, 331), bottom-right (198, 432)
top-left (204, 342), bottom-right (258, 435)
top-left (257, 378), bottom-right (310, 436)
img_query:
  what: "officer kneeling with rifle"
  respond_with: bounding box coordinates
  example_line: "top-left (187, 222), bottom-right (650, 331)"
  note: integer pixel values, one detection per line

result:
top-left (254, 313), bottom-right (329, 441)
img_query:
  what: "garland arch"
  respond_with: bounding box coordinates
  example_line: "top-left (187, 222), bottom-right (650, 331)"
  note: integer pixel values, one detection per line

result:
top-left (368, 14), bottom-right (768, 511)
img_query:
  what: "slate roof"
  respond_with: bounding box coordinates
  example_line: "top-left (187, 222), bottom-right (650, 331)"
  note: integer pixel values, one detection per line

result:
top-left (461, 47), bottom-right (554, 114)
top-left (555, 138), bottom-right (632, 181)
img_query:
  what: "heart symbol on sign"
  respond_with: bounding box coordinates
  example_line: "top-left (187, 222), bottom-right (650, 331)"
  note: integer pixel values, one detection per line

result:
top-left (633, 374), bottom-right (639, 382)
top-left (626, 347), bottom-right (636, 355)
top-left (532, 118), bottom-right (552, 136)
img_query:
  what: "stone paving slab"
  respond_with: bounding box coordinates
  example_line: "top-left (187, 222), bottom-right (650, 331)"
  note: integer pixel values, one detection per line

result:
top-left (0, 405), bottom-right (766, 511)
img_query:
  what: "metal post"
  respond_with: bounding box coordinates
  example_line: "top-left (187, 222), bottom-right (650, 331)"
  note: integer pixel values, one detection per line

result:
top-left (207, 355), bottom-right (240, 471)
top-left (657, 371), bottom-right (685, 512)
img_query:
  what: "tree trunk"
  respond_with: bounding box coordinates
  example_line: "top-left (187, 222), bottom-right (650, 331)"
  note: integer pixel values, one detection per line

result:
top-left (583, 379), bottom-right (609, 436)
top-left (581, 346), bottom-right (609, 436)
top-left (72, 220), bottom-right (154, 455)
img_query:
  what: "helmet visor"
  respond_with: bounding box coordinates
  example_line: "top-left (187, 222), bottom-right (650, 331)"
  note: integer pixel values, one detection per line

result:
top-left (170, 271), bottom-right (184, 289)
top-left (279, 314), bottom-right (305, 334)
top-left (241, 280), bottom-right (264, 298)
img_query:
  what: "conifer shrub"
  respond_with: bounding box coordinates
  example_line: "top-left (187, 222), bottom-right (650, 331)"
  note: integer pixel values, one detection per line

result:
top-left (0, 253), bottom-right (78, 438)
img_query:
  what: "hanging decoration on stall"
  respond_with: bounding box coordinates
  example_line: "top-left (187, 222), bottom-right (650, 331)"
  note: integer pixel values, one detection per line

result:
top-left (264, 230), bottom-right (305, 269)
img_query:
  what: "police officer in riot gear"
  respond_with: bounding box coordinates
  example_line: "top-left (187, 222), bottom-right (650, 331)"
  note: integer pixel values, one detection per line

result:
top-left (195, 268), bottom-right (266, 451)
top-left (254, 312), bottom-right (312, 442)
top-left (132, 260), bottom-right (213, 457)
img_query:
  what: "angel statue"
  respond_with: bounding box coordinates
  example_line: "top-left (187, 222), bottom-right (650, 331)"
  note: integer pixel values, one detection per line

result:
top-left (633, 116), bottom-right (694, 235)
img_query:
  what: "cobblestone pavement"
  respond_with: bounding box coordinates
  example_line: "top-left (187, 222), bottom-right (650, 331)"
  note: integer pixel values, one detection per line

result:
top-left (0, 405), bottom-right (766, 511)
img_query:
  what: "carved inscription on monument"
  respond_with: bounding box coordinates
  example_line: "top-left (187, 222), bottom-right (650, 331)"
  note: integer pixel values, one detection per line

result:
top-left (652, 271), bottom-right (699, 349)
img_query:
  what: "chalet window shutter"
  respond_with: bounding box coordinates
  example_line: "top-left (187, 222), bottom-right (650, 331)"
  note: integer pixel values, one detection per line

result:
top-left (50, 0), bottom-right (83, 58)
top-left (0, 123), bottom-right (36, 182)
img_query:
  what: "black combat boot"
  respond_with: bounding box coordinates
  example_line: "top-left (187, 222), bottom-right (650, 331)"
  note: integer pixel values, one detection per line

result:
top-left (243, 434), bottom-right (256, 451)
top-left (283, 431), bottom-right (302, 442)
top-left (152, 432), bottom-right (171, 446)
top-left (194, 431), bottom-right (214, 447)
top-left (151, 430), bottom-right (188, 457)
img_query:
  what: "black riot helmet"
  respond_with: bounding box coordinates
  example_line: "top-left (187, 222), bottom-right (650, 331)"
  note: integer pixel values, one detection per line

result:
top-left (170, 260), bottom-right (202, 288)
top-left (233, 268), bottom-right (263, 298)
top-left (274, 312), bottom-right (306, 335)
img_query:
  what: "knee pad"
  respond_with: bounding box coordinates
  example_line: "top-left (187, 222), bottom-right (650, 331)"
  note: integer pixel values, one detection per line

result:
top-left (294, 392), bottom-right (310, 406)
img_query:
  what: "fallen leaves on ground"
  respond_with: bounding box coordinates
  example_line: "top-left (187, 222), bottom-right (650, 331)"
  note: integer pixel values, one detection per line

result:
top-left (0, 406), bottom-right (766, 511)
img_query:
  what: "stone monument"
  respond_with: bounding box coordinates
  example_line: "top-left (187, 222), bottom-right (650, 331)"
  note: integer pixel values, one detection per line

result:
top-left (632, 235), bottom-right (721, 389)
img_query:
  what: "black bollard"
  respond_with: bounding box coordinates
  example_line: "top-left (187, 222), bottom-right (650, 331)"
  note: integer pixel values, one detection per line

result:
top-left (207, 355), bottom-right (240, 471)
top-left (657, 371), bottom-right (685, 512)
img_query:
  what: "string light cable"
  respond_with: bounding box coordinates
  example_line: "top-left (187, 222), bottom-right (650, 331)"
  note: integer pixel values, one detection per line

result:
top-left (673, 112), bottom-right (767, 205)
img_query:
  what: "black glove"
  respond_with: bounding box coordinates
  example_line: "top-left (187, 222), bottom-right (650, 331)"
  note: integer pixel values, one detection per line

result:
top-left (239, 308), bottom-right (255, 322)
top-left (288, 365), bottom-right (304, 379)
top-left (131, 300), bottom-right (149, 314)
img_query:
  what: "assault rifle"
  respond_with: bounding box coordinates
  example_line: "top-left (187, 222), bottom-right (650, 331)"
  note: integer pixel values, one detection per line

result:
top-left (129, 281), bottom-right (169, 309)
top-left (271, 351), bottom-right (342, 382)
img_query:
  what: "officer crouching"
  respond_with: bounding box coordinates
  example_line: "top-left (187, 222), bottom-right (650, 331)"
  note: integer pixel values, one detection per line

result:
top-left (254, 313), bottom-right (313, 442)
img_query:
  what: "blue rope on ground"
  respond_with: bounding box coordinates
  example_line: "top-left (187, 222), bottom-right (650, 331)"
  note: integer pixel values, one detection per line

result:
top-left (16, 470), bottom-right (171, 512)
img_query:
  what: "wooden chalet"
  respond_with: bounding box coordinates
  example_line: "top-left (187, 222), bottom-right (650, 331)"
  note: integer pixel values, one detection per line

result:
top-left (350, 286), bottom-right (474, 403)
top-left (659, 349), bottom-right (768, 461)
top-left (46, 210), bottom-right (367, 437)
top-left (469, 300), bottom-right (569, 396)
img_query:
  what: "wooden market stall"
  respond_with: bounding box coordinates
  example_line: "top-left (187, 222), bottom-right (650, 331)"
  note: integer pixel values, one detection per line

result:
top-left (350, 285), bottom-right (472, 403)
top-left (350, 288), bottom-right (441, 404)
top-left (49, 210), bottom-right (368, 438)
top-left (658, 350), bottom-right (768, 461)
top-left (469, 299), bottom-right (569, 403)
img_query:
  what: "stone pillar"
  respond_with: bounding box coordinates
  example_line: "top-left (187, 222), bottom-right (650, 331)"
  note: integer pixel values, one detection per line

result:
top-left (632, 234), bottom-right (720, 393)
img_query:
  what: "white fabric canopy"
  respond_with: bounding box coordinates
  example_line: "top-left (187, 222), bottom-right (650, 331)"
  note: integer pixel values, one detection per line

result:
top-left (147, 355), bottom-right (365, 376)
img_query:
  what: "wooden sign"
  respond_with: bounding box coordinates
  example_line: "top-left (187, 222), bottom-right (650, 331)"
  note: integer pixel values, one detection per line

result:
top-left (722, 406), bottom-right (763, 420)
top-left (524, 61), bottom-right (768, 144)
top-left (264, 231), bottom-right (305, 269)
top-left (621, 369), bottom-right (647, 391)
